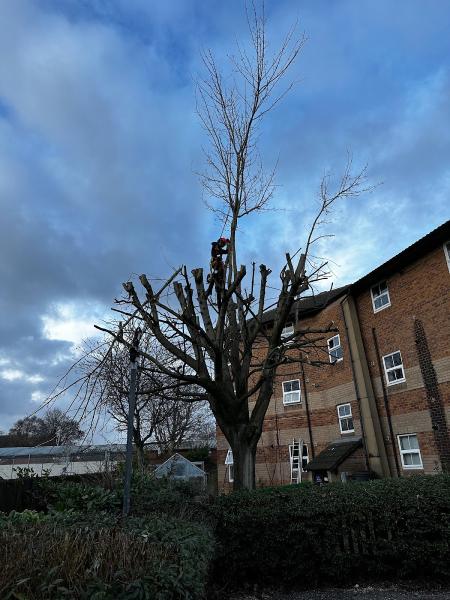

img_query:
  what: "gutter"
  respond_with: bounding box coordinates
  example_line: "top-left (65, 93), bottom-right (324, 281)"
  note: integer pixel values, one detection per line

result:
top-left (340, 294), bottom-right (370, 472)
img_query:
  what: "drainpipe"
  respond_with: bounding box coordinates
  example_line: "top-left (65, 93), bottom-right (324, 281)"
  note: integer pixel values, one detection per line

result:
top-left (340, 296), bottom-right (370, 472)
top-left (300, 362), bottom-right (315, 459)
top-left (371, 327), bottom-right (401, 477)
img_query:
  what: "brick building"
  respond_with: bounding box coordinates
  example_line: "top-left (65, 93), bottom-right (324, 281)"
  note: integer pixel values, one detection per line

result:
top-left (217, 220), bottom-right (450, 491)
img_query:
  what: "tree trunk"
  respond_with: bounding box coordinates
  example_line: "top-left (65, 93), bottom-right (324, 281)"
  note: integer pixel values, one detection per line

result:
top-left (135, 442), bottom-right (146, 472)
top-left (232, 437), bottom-right (256, 490)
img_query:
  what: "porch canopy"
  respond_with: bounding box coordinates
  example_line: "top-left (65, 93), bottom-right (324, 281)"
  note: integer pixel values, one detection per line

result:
top-left (305, 438), bottom-right (362, 472)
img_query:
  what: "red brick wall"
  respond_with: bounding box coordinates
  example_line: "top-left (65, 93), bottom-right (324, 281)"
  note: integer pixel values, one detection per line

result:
top-left (217, 242), bottom-right (450, 491)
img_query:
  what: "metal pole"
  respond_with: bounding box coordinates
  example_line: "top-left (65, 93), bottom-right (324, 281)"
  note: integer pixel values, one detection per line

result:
top-left (122, 327), bottom-right (141, 518)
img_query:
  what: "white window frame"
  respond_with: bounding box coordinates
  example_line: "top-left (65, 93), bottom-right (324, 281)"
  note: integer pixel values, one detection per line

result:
top-left (225, 449), bottom-right (234, 482)
top-left (444, 241), bottom-right (450, 273)
top-left (301, 443), bottom-right (309, 472)
top-left (282, 379), bottom-right (301, 405)
top-left (281, 322), bottom-right (295, 342)
top-left (397, 434), bottom-right (423, 470)
top-left (337, 403), bottom-right (354, 434)
top-left (371, 280), bottom-right (391, 313)
top-left (327, 334), bottom-right (343, 363)
top-left (382, 350), bottom-right (406, 386)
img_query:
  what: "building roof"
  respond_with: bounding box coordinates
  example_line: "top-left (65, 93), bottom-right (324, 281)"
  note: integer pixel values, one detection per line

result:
top-left (351, 219), bottom-right (450, 295)
top-left (0, 444), bottom-right (126, 459)
top-left (153, 453), bottom-right (206, 479)
top-left (260, 219), bottom-right (450, 326)
top-left (305, 437), bottom-right (362, 472)
top-left (262, 285), bottom-right (349, 325)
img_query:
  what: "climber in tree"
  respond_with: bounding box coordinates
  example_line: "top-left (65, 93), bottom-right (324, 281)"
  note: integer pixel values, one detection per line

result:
top-left (206, 237), bottom-right (230, 310)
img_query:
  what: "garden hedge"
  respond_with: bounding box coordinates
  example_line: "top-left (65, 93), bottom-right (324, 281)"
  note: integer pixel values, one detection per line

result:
top-left (0, 510), bottom-right (214, 599)
top-left (212, 475), bottom-right (450, 588)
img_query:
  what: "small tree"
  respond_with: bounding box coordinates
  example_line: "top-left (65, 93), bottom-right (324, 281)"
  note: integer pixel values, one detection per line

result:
top-left (8, 409), bottom-right (84, 446)
top-left (81, 332), bottom-right (212, 466)
top-left (95, 7), bottom-right (369, 489)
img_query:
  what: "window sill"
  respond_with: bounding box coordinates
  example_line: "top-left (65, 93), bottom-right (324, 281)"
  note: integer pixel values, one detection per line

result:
top-left (401, 465), bottom-right (423, 470)
top-left (373, 302), bottom-right (391, 314)
top-left (283, 401), bottom-right (302, 406)
top-left (386, 378), bottom-right (406, 387)
top-left (340, 430), bottom-right (355, 435)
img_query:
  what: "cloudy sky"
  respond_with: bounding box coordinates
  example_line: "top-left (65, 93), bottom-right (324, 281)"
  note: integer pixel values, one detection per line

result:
top-left (0, 0), bottom-right (449, 437)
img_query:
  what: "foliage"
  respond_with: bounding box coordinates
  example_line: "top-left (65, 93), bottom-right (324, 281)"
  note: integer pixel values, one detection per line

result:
top-left (0, 511), bottom-right (214, 600)
top-left (8, 408), bottom-right (84, 446)
top-left (12, 466), bottom-right (39, 479)
top-left (212, 475), bottom-right (450, 589)
top-left (184, 447), bottom-right (210, 463)
top-left (129, 471), bottom-right (208, 520)
top-left (36, 471), bottom-right (208, 520)
top-left (38, 478), bottom-right (122, 513)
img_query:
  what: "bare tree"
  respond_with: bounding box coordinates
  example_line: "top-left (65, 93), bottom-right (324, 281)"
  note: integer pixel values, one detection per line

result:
top-left (92, 7), bottom-right (370, 490)
top-left (81, 331), bottom-right (212, 467)
top-left (7, 409), bottom-right (84, 446)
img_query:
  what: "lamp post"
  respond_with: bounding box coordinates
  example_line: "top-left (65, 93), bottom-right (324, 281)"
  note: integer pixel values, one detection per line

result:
top-left (122, 327), bottom-right (142, 517)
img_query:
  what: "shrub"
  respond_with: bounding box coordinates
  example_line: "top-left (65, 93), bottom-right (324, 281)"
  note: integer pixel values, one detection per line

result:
top-left (212, 475), bottom-right (450, 589)
top-left (0, 511), bottom-right (214, 599)
top-left (131, 473), bottom-right (198, 514)
top-left (38, 478), bottom-right (122, 513)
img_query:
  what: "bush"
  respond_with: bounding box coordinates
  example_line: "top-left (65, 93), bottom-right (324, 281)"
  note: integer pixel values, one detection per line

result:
top-left (38, 478), bottom-right (122, 513)
top-left (212, 475), bottom-right (450, 589)
top-left (129, 472), bottom-right (208, 519)
top-left (0, 511), bottom-right (214, 599)
top-left (36, 471), bottom-right (208, 520)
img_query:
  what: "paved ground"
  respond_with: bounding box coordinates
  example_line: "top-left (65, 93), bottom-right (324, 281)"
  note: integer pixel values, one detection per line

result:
top-left (227, 585), bottom-right (450, 599)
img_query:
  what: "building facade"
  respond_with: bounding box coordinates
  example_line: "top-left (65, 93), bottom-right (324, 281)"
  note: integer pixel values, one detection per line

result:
top-left (217, 221), bottom-right (450, 491)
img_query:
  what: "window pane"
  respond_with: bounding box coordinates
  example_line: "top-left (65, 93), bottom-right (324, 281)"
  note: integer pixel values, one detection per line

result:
top-left (392, 352), bottom-right (402, 366)
top-left (384, 355), bottom-right (394, 369)
top-left (328, 336), bottom-right (337, 349)
top-left (399, 436), bottom-right (410, 450)
top-left (379, 281), bottom-right (387, 293)
top-left (284, 380), bottom-right (299, 393)
top-left (333, 346), bottom-right (343, 360)
top-left (409, 435), bottom-right (419, 450)
top-left (393, 368), bottom-right (404, 380)
top-left (403, 452), bottom-right (413, 465)
top-left (341, 417), bottom-right (354, 431)
top-left (411, 453), bottom-right (421, 465)
top-left (338, 404), bottom-right (350, 417)
top-left (282, 323), bottom-right (294, 337)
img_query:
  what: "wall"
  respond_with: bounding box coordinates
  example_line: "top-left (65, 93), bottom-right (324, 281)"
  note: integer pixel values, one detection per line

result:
top-left (217, 240), bottom-right (450, 491)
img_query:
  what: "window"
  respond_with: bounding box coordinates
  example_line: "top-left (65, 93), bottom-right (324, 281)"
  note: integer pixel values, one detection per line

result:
top-left (282, 380), bottom-right (301, 405)
top-left (444, 241), bottom-right (450, 273)
top-left (371, 281), bottom-right (391, 312)
top-left (383, 351), bottom-right (406, 385)
top-left (281, 322), bottom-right (294, 341)
top-left (289, 441), bottom-right (309, 484)
top-left (398, 434), bottom-right (423, 469)
top-left (301, 443), bottom-right (309, 471)
top-left (337, 403), bottom-right (354, 433)
top-left (225, 449), bottom-right (234, 482)
top-left (328, 334), bottom-right (343, 363)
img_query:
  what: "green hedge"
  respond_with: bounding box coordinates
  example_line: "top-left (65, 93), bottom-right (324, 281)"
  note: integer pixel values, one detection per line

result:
top-left (212, 475), bottom-right (450, 588)
top-left (0, 511), bottom-right (214, 599)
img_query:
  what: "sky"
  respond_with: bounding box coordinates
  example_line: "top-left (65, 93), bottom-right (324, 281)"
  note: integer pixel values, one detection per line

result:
top-left (0, 0), bottom-right (449, 438)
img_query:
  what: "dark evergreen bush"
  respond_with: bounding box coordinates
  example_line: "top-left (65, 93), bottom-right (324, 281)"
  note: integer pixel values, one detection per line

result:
top-left (212, 475), bottom-right (450, 588)
top-left (0, 511), bottom-right (214, 599)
